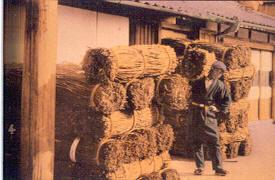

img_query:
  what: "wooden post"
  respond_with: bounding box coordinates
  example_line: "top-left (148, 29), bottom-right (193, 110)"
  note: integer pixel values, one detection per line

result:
top-left (272, 52), bottom-right (275, 122)
top-left (21, 0), bottom-right (57, 179)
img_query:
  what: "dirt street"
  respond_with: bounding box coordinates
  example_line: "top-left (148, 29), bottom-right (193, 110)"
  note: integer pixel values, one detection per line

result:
top-left (170, 120), bottom-right (275, 180)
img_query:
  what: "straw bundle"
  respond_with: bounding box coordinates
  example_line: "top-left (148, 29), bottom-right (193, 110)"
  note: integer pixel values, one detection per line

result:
top-left (155, 74), bottom-right (191, 111)
top-left (126, 78), bottom-right (155, 110)
top-left (107, 151), bottom-right (171, 180)
top-left (224, 64), bottom-right (255, 81)
top-left (161, 38), bottom-right (191, 57)
top-left (77, 108), bottom-right (157, 141)
top-left (238, 135), bottom-right (252, 156)
top-left (160, 108), bottom-right (192, 157)
top-left (225, 142), bottom-right (241, 159)
top-left (181, 48), bottom-right (216, 80)
top-left (219, 100), bottom-right (250, 133)
top-left (90, 81), bottom-right (126, 115)
top-left (228, 78), bottom-right (253, 101)
top-left (190, 42), bottom-right (251, 69)
top-left (224, 64), bottom-right (255, 101)
top-left (82, 45), bottom-right (178, 83)
top-left (155, 124), bottom-right (175, 153)
top-left (190, 42), bottom-right (227, 61)
top-left (73, 124), bottom-right (174, 171)
top-left (137, 169), bottom-right (180, 180)
top-left (223, 45), bottom-right (251, 69)
top-left (161, 169), bottom-right (181, 180)
top-left (137, 172), bottom-right (162, 180)
top-left (219, 127), bottom-right (249, 145)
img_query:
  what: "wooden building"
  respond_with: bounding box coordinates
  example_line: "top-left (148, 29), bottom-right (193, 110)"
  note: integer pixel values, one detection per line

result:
top-left (3, 0), bottom-right (275, 179)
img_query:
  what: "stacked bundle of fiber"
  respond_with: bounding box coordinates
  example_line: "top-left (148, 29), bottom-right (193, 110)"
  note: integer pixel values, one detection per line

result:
top-left (160, 108), bottom-right (193, 157)
top-left (137, 169), bottom-right (180, 180)
top-left (126, 78), bottom-right (155, 110)
top-left (186, 42), bottom-right (253, 159)
top-left (219, 99), bottom-right (252, 159)
top-left (190, 42), bottom-right (251, 69)
top-left (70, 124), bottom-right (173, 169)
top-left (153, 73), bottom-right (192, 157)
top-left (224, 64), bottom-right (255, 101)
top-left (180, 47), bottom-right (216, 80)
top-left (155, 74), bottom-right (191, 111)
top-left (57, 44), bottom-right (182, 179)
top-left (82, 45), bottom-right (178, 84)
top-left (161, 38), bottom-right (191, 57)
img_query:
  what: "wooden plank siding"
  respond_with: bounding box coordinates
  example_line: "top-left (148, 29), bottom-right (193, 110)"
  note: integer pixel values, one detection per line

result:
top-left (129, 19), bottom-right (159, 45)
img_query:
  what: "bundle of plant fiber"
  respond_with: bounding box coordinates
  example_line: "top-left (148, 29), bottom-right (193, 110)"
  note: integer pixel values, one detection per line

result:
top-left (90, 81), bottom-right (126, 115)
top-left (82, 45), bottom-right (178, 83)
top-left (224, 64), bottom-right (255, 81)
top-left (224, 64), bottom-right (255, 101)
top-left (159, 108), bottom-right (192, 157)
top-left (224, 142), bottom-right (241, 159)
top-left (126, 78), bottom-right (155, 110)
top-left (161, 38), bottom-right (191, 57)
top-left (181, 47), bottom-right (216, 80)
top-left (137, 172), bottom-right (162, 180)
top-left (189, 42), bottom-right (228, 61)
top-left (76, 108), bottom-right (157, 142)
top-left (238, 134), bottom-right (252, 156)
top-left (107, 151), bottom-right (171, 180)
top-left (73, 124), bottom-right (174, 172)
top-left (219, 100), bottom-right (250, 133)
top-left (121, 124), bottom-right (174, 164)
top-left (227, 78), bottom-right (253, 101)
top-left (154, 124), bottom-right (175, 154)
top-left (219, 127), bottom-right (249, 145)
top-left (155, 74), bottom-right (191, 111)
top-left (161, 169), bottom-right (181, 180)
top-left (190, 42), bottom-right (251, 69)
top-left (223, 44), bottom-right (251, 69)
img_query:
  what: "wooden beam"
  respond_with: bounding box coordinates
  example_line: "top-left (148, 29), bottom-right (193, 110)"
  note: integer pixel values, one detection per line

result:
top-left (21, 0), bottom-right (57, 179)
top-left (161, 22), bottom-right (192, 33)
top-left (223, 36), bottom-right (275, 51)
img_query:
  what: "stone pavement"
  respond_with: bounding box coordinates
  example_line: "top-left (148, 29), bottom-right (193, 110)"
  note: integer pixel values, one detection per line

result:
top-left (170, 120), bottom-right (275, 180)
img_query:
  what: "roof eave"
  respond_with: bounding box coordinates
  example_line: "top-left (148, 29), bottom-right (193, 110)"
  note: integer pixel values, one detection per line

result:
top-left (105, 0), bottom-right (275, 33)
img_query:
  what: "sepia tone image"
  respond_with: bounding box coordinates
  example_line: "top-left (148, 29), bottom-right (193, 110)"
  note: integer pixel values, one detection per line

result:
top-left (3, 0), bottom-right (275, 179)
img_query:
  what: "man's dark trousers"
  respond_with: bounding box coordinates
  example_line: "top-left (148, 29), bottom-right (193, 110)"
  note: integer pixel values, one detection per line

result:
top-left (193, 124), bottom-right (223, 171)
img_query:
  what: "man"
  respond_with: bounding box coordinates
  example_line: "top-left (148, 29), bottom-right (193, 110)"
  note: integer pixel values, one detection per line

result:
top-left (191, 61), bottom-right (231, 176)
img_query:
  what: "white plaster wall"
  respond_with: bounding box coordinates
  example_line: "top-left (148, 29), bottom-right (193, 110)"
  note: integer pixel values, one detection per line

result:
top-left (57, 5), bottom-right (129, 64)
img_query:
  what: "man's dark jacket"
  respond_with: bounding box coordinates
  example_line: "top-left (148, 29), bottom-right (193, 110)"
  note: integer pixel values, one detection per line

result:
top-left (191, 77), bottom-right (232, 139)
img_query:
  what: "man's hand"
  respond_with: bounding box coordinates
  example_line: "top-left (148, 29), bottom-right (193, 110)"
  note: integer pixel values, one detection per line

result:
top-left (208, 105), bottom-right (219, 112)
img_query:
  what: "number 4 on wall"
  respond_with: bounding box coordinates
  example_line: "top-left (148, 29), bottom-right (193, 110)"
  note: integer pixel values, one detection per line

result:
top-left (8, 124), bottom-right (16, 139)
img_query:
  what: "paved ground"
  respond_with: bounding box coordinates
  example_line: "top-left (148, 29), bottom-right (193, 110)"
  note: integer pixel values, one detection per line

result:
top-left (170, 120), bottom-right (275, 180)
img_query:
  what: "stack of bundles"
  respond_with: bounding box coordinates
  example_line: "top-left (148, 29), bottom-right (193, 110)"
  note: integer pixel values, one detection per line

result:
top-left (180, 47), bottom-right (216, 80)
top-left (219, 100), bottom-right (251, 159)
top-left (154, 74), bottom-right (192, 157)
top-left (72, 124), bottom-right (175, 179)
top-left (190, 42), bottom-right (254, 100)
top-left (188, 42), bottom-right (254, 159)
top-left (82, 45), bottom-right (178, 84)
top-left (68, 44), bottom-right (181, 179)
top-left (161, 108), bottom-right (193, 157)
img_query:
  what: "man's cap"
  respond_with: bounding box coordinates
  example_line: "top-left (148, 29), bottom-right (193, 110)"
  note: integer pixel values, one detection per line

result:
top-left (212, 61), bottom-right (227, 72)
